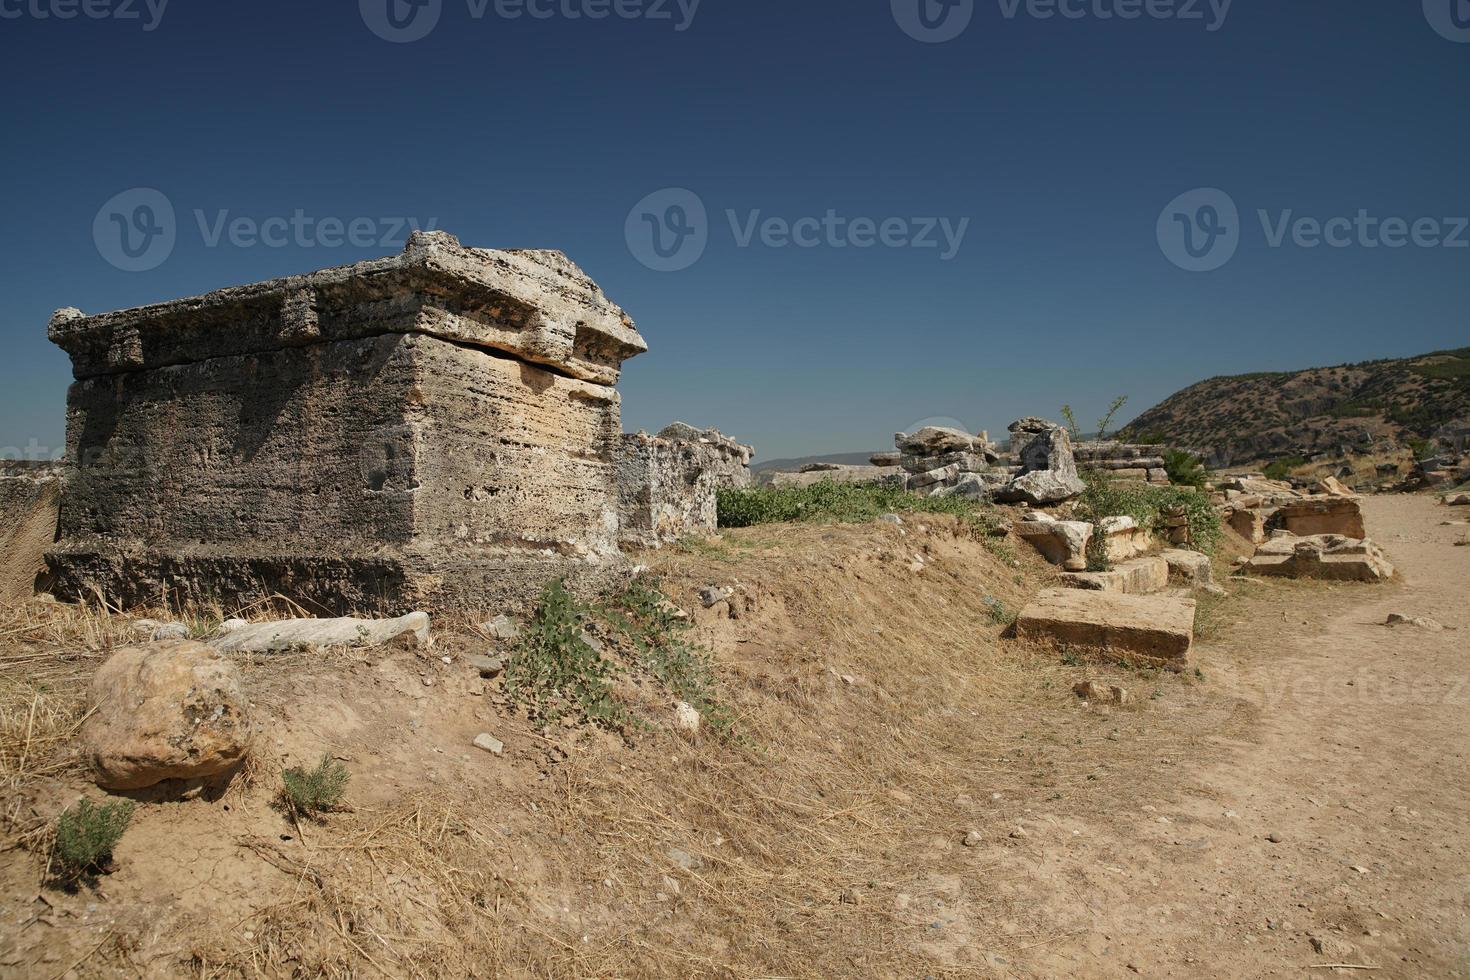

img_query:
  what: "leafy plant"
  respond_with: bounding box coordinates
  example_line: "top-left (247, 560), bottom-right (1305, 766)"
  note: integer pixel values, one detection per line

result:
top-left (1095, 395), bottom-right (1128, 443)
top-left (982, 596), bottom-right (1016, 627)
top-left (281, 755), bottom-right (351, 817)
top-left (1162, 448), bottom-right (1208, 488)
top-left (504, 579), bottom-right (630, 730)
top-left (1060, 405), bottom-right (1082, 444)
top-left (54, 799), bottom-right (134, 879)
top-left (599, 579), bottom-right (737, 738)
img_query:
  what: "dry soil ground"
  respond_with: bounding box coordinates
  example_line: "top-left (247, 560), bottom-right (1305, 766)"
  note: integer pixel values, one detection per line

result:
top-left (0, 495), bottom-right (1465, 978)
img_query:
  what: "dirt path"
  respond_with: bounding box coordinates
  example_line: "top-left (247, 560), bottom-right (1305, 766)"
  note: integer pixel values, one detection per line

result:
top-left (1006, 495), bottom-right (1470, 978)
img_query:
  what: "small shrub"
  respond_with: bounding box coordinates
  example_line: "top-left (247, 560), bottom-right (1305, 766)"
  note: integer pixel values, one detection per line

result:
top-left (504, 579), bottom-right (629, 730)
top-left (982, 596), bottom-right (1016, 627)
top-left (281, 755), bottom-right (351, 816)
top-left (1263, 456), bottom-right (1308, 481)
top-left (54, 799), bottom-right (134, 879)
top-left (1162, 448), bottom-right (1207, 488)
top-left (1073, 472), bottom-right (1222, 555)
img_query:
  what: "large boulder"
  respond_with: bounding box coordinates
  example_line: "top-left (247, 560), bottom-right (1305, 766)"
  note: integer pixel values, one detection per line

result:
top-left (80, 641), bottom-right (251, 790)
top-left (995, 469), bottom-right (1087, 506)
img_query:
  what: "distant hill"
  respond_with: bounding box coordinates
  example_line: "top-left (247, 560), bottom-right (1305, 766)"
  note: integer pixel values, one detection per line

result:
top-left (1121, 347), bottom-right (1470, 467)
top-left (751, 451), bottom-right (882, 473)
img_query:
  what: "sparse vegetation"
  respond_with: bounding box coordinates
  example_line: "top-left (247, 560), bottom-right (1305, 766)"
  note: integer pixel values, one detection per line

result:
top-left (717, 480), bottom-right (1001, 533)
top-left (281, 754), bottom-right (351, 817)
top-left (53, 798), bottom-right (134, 880)
top-left (600, 578), bottom-right (737, 739)
top-left (503, 579), bottom-right (630, 731)
top-left (1073, 471), bottom-right (1222, 554)
top-left (1162, 448), bottom-right (1208, 488)
top-left (504, 578), bottom-right (738, 738)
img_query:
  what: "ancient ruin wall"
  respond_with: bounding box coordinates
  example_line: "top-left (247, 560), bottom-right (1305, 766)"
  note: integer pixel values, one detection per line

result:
top-left (46, 232), bottom-right (647, 613)
top-left (616, 424), bottom-right (753, 548)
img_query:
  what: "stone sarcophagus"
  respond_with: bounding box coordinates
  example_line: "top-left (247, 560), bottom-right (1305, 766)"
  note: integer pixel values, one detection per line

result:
top-left (47, 231), bottom-right (647, 613)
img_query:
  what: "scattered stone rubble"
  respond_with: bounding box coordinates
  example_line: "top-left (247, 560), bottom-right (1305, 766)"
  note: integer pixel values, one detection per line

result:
top-left (617, 423), bottom-right (753, 548)
top-left (892, 426), bottom-right (1005, 499)
top-left (1217, 474), bottom-right (1395, 583)
top-left (44, 232), bottom-right (651, 613)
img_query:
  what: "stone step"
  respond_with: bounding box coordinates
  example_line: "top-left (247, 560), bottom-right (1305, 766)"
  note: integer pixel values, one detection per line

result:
top-left (1015, 589), bottom-right (1196, 670)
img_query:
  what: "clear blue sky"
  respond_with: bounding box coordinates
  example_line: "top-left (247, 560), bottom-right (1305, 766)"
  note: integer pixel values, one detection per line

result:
top-left (2, 1), bottom-right (1466, 462)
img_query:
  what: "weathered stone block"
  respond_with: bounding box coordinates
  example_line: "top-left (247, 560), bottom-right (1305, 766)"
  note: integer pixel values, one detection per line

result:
top-left (617, 424), bottom-right (752, 548)
top-left (46, 233), bottom-right (647, 613)
top-left (1273, 496), bottom-right (1366, 538)
top-left (1228, 508), bottom-right (1267, 545)
top-left (1015, 588), bottom-right (1195, 669)
top-left (1015, 515), bottom-right (1092, 571)
top-left (1059, 555), bottom-right (1169, 595)
top-left (1241, 534), bottom-right (1394, 582)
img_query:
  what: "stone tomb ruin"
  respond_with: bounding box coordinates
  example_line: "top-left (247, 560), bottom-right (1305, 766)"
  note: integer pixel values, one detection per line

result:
top-left (46, 232), bottom-right (659, 613)
top-left (616, 423), bottom-right (753, 548)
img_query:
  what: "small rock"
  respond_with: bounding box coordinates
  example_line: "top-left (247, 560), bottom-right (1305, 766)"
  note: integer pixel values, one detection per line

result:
top-left (472, 733), bottom-right (504, 756)
top-left (482, 615), bottom-right (521, 642)
top-left (674, 702), bottom-right (701, 735)
top-left (151, 623), bottom-right (190, 642)
top-left (217, 618), bottom-right (248, 634)
top-left (698, 586), bottom-right (731, 608)
top-left (1266, 833), bottom-right (1283, 844)
top-left (878, 513), bottom-right (904, 525)
top-left (1385, 613), bottom-right (1444, 631)
top-left (963, 830), bottom-right (984, 847)
top-left (667, 847), bottom-right (702, 871)
top-left (468, 654), bottom-right (505, 678)
top-left (839, 887), bottom-right (861, 905)
top-left (1009, 828), bottom-right (1028, 839)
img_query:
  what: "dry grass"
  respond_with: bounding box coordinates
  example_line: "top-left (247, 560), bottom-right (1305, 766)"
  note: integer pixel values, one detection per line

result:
top-left (0, 518), bottom-right (1262, 978)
